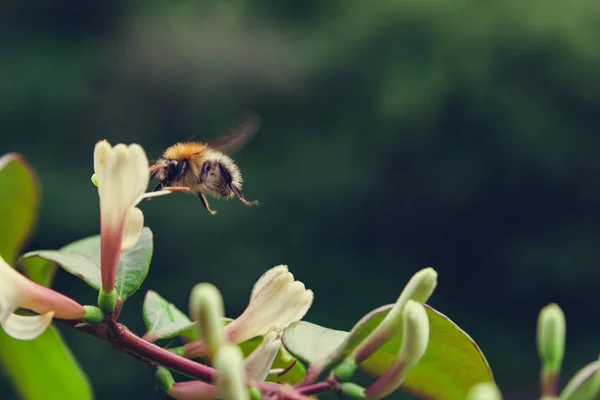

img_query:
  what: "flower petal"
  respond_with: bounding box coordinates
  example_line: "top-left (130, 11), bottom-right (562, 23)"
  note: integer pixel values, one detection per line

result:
top-left (245, 330), bottom-right (281, 381)
top-left (251, 265), bottom-right (289, 299)
top-left (1, 311), bottom-right (55, 340)
top-left (121, 207), bottom-right (144, 252)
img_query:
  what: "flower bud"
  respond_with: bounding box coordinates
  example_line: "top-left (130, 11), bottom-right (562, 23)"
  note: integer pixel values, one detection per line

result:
top-left (537, 303), bottom-right (566, 373)
top-left (466, 382), bottom-right (503, 400)
top-left (537, 303), bottom-right (566, 396)
top-left (341, 383), bottom-right (366, 400)
top-left (189, 283), bottom-right (226, 357)
top-left (354, 268), bottom-right (437, 364)
top-left (155, 366), bottom-right (175, 393)
top-left (364, 300), bottom-right (430, 400)
top-left (214, 344), bottom-right (249, 400)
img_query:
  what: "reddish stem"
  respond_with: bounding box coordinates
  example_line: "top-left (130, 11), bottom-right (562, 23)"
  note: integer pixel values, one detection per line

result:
top-left (61, 318), bottom-right (338, 398)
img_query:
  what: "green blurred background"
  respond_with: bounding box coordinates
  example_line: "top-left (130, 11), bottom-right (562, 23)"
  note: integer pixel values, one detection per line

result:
top-left (1, 1), bottom-right (599, 399)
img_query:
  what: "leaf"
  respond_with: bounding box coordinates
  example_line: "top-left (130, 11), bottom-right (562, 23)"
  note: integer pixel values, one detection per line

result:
top-left (559, 360), bottom-right (600, 400)
top-left (0, 327), bottom-right (93, 400)
top-left (282, 304), bottom-right (493, 400)
top-left (0, 154), bottom-right (39, 264)
top-left (21, 227), bottom-right (154, 301)
top-left (143, 290), bottom-right (196, 342)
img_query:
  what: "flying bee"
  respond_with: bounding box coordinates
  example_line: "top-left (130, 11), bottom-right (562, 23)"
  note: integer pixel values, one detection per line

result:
top-left (149, 112), bottom-right (260, 215)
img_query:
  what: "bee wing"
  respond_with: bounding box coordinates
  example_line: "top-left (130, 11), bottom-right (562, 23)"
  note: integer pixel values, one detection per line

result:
top-left (205, 112), bottom-right (261, 155)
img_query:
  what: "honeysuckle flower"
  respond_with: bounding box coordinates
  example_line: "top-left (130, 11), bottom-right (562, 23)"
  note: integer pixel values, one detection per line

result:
top-left (0, 254), bottom-right (85, 340)
top-left (184, 265), bottom-right (313, 359)
top-left (465, 382), bottom-right (503, 400)
top-left (189, 283), bottom-right (226, 357)
top-left (225, 265), bottom-right (314, 344)
top-left (353, 267), bottom-right (437, 364)
top-left (93, 140), bottom-right (172, 308)
top-left (168, 381), bottom-right (218, 400)
top-left (215, 344), bottom-right (250, 400)
top-left (364, 300), bottom-right (430, 400)
top-left (244, 329), bottom-right (281, 381)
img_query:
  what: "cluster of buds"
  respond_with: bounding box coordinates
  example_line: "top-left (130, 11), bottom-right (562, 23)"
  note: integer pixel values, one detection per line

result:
top-left (167, 265), bottom-right (313, 399)
top-left (325, 268), bottom-right (437, 400)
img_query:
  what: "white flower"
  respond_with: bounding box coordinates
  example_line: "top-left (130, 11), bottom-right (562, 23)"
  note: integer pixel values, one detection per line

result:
top-left (0, 254), bottom-right (85, 340)
top-left (225, 265), bottom-right (314, 344)
top-left (93, 140), bottom-right (171, 292)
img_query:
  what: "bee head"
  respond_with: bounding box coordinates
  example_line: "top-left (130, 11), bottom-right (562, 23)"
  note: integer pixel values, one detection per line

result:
top-left (149, 158), bottom-right (188, 185)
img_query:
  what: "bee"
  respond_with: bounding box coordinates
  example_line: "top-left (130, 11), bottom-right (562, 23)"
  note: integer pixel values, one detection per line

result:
top-left (149, 112), bottom-right (260, 215)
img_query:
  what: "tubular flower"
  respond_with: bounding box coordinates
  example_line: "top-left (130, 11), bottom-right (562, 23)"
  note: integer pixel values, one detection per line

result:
top-left (225, 265), bottom-right (313, 344)
top-left (0, 254), bottom-right (85, 340)
top-left (93, 140), bottom-right (171, 293)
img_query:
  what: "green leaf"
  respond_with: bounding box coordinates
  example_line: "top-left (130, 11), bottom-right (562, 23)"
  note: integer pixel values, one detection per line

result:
top-left (560, 360), bottom-right (600, 400)
top-left (142, 290), bottom-right (196, 342)
top-left (282, 304), bottom-right (493, 400)
top-left (0, 153), bottom-right (39, 264)
top-left (21, 227), bottom-right (154, 301)
top-left (0, 327), bottom-right (93, 400)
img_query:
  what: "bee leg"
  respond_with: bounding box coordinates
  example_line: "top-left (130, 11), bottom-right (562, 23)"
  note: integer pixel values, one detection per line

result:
top-left (198, 193), bottom-right (218, 215)
top-left (161, 186), bottom-right (192, 193)
top-left (229, 184), bottom-right (259, 207)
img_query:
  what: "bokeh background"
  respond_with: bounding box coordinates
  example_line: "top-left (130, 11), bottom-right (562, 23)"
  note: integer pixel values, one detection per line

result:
top-left (1, 1), bottom-right (599, 399)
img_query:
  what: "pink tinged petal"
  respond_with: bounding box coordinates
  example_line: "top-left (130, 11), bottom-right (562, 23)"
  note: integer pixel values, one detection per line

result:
top-left (121, 207), bottom-right (144, 252)
top-left (22, 283), bottom-right (85, 320)
top-left (244, 331), bottom-right (281, 381)
top-left (100, 217), bottom-right (124, 291)
top-left (1, 311), bottom-right (54, 340)
top-left (168, 381), bottom-right (218, 400)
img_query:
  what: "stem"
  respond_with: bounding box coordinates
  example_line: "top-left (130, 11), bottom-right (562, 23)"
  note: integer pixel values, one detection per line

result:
top-left (59, 318), bottom-right (338, 399)
top-left (60, 318), bottom-right (216, 382)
